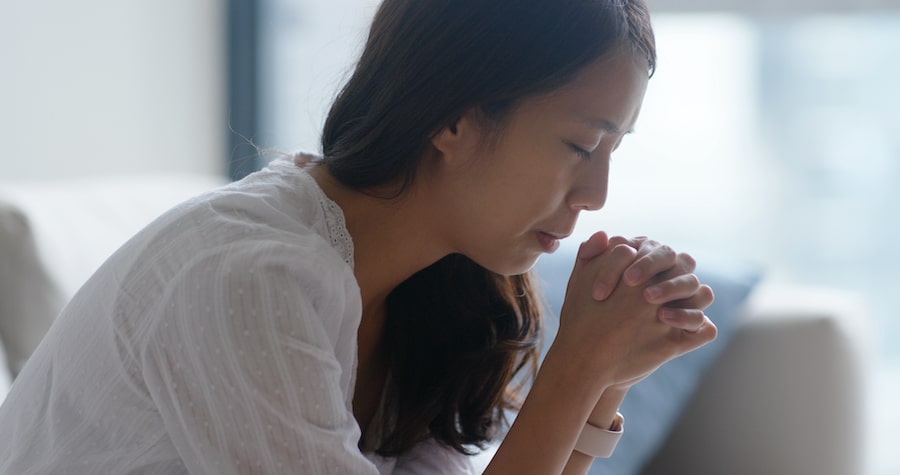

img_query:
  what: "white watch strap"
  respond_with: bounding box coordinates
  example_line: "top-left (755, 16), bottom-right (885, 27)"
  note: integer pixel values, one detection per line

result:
top-left (574, 413), bottom-right (624, 458)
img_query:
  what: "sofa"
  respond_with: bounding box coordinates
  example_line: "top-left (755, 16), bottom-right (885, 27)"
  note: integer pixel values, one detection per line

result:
top-left (0, 173), bottom-right (869, 474)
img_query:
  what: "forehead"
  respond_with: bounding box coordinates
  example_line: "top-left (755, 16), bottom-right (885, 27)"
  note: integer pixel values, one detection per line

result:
top-left (526, 49), bottom-right (650, 128)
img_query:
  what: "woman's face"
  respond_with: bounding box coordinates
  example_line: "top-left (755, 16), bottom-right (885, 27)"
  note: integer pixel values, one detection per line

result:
top-left (429, 48), bottom-right (649, 275)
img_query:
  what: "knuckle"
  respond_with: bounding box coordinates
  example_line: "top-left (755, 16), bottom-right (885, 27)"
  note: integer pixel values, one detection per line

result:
top-left (677, 252), bottom-right (697, 271)
top-left (690, 309), bottom-right (706, 324)
top-left (685, 273), bottom-right (701, 288)
top-left (679, 309), bottom-right (700, 324)
top-left (704, 318), bottom-right (719, 340)
top-left (608, 235), bottom-right (631, 247)
top-left (611, 243), bottom-right (637, 258)
top-left (700, 284), bottom-right (715, 302)
top-left (657, 245), bottom-right (677, 264)
top-left (655, 278), bottom-right (674, 292)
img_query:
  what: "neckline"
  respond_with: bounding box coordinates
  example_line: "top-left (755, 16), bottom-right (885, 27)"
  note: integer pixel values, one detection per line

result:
top-left (275, 156), bottom-right (356, 269)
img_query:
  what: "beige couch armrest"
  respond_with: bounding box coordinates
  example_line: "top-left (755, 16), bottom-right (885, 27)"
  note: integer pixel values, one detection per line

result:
top-left (642, 284), bottom-right (871, 475)
top-left (0, 175), bottom-right (227, 382)
top-left (0, 204), bottom-right (67, 377)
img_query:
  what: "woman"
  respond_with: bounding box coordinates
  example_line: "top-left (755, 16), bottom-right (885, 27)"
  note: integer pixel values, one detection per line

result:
top-left (0, 0), bottom-right (716, 473)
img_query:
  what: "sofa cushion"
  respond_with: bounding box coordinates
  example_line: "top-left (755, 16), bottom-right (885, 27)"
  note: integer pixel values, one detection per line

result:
top-left (0, 305), bottom-right (13, 400)
top-left (0, 175), bottom-right (227, 384)
top-left (641, 284), bottom-right (868, 475)
top-left (0, 203), bottom-right (66, 378)
top-left (533, 243), bottom-right (760, 475)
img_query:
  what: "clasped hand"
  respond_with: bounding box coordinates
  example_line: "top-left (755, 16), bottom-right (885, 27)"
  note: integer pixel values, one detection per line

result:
top-left (554, 231), bottom-right (718, 391)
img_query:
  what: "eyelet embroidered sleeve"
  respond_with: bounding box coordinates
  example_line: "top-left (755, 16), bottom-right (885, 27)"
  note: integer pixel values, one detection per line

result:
top-left (391, 438), bottom-right (479, 475)
top-left (139, 238), bottom-right (378, 474)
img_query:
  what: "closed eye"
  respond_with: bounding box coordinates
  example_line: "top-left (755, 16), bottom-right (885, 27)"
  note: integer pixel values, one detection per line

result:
top-left (567, 142), bottom-right (592, 161)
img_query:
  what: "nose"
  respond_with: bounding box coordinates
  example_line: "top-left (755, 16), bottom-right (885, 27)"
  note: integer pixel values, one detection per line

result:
top-left (568, 160), bottom-right (610, 212)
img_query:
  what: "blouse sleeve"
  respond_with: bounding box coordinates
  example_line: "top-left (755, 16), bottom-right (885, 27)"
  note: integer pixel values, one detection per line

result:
top-left (138, 239), bottom-right (378, 474)
top-left (390, 438), bottom-right (479, 475)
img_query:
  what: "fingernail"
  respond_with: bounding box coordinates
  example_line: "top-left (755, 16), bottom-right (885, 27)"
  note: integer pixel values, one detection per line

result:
top-left (646, 286), bottom-right (662, 300)
top-left (625, 267), bottom-right (642, 284)
top-left (577, 241), bottom-right (592, 260)
top-left (660, 308), bottom-right (674, 320)
top-left (593, 282), bottom-right (608, 300)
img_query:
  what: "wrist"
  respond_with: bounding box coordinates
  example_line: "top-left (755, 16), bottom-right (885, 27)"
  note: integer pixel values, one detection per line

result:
top-left (574, 412), bottom-right (625, 458)
top-left (490, 343), bottom-right (613, 474)
top-left (588, 385), bottom-right (629, 430)
top-left (532, 344), bottom-right (612, 420)
top-left (545, 333), bottom-right (617, 396)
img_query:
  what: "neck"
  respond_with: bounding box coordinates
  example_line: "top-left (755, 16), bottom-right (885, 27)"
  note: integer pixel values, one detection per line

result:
top-left (308, 162), bottom-right (453, 434)
top-left (307, 164), bottom-right (449, 316)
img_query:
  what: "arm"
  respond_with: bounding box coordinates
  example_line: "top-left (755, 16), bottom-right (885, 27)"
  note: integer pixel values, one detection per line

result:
top-left (140, 242), bottom-right (379, 474)
top-left (486, 344), bottom-right (613, 475)
top-left (561, 385), bottom-right (628, 474)
top-left (487, 234), bottom-right (716, 475)
top-left (486, 238), bottom-right (716, 474)
top-left (562, 233), bottom-right (715, 473)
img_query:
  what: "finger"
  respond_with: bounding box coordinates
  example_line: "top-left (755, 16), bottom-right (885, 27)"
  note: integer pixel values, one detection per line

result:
top-left (624, 240), bottom-right (677, 286)
top-left (576, 231), bottom-right (610, 261)
top-left (659, 284), bottom-right (715, 311)
top-left (644, 274), bottom-right (701, 304)
top-left (577, 244), bottom-right (637, 301)
top-left (659, 307), bottom-right (708, 333)
top-left (674, 252), bottom-right (697, 274)
top-left (607, 235), bottom-right (647, 251)
top-left (633, 250), bottom-right (698, 288)
top-left (675, 316), bottom-right (718, 352)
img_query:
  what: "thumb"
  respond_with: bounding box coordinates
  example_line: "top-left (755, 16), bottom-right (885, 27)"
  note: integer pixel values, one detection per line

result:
top-left (577, 231), bottom-right (610, 262)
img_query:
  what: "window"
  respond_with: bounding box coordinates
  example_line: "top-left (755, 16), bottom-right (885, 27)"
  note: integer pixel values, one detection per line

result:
top-left (584, 12), bottom-right (900, 348)
top-left (251, 4), bottom-right (900, 472)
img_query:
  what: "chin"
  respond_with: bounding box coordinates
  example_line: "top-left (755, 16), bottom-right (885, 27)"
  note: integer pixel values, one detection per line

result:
top-left (477, 252), bottom-right (541, 277)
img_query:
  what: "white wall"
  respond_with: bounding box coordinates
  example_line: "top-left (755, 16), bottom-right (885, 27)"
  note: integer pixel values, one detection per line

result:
top-left (0, 0), bottom-right (225, 180)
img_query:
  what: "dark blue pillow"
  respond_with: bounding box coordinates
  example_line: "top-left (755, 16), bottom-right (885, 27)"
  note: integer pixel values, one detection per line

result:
top-left (533, 243), bottom-right (760, 475)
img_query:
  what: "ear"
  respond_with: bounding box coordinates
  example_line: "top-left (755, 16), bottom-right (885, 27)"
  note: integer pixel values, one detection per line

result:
top-left (430, 110), bottom-right (480, 160)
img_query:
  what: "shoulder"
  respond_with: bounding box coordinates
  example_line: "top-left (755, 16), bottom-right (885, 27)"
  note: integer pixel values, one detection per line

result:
top-left (167, 227), bottom-right (359, 320)
top-left (139, 232), bottom-right (362, 383)
top-left (124, 195), bottom-right (358, 309)
top-left (174, 158), bottom-right (353, 270)
top-left (132, 160), bottom-right (356, 299)
top-left (200, 234), bottom-right (358, 314)
top-left (126, 202), bottom-right (361, 350)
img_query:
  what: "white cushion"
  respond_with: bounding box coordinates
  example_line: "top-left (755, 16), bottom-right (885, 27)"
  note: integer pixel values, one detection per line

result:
top-left (642, 284), bottom-right (871, 475)
top-left (0, 174), bottom-right (227, 383)
top-left (0, 202), bottom-right (65, 377)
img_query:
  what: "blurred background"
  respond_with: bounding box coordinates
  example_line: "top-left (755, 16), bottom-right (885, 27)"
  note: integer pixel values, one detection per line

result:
top-left (2, 0), bottom-right (898, 473)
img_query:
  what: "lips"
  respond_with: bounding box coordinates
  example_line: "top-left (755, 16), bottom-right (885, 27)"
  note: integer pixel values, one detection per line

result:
top-left (537, 231), bottom-right (565, 253)
top-left (541, 231), bottom-right (570, 240)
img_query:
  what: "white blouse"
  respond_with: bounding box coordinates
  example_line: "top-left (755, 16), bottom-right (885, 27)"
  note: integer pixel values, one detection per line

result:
top-left (0, 159), bottom-right (477, 474)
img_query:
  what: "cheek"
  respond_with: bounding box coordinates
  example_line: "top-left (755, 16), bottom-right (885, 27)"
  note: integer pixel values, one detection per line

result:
top-left (474, 139), bottom-right (574, 220)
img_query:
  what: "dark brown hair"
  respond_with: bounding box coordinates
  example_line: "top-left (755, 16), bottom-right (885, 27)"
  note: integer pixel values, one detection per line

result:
top-left (318, 0), bottom-right (656, 456)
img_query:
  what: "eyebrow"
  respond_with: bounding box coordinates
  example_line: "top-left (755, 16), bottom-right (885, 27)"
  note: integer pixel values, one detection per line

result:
top-left (585, 118), bottom-right (634, 134)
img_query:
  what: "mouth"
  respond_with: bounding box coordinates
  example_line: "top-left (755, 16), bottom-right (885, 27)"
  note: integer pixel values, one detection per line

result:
top-left (541, 231), bottom-right (571, 240)
top-left (536, 231), bottom-right (568, 253)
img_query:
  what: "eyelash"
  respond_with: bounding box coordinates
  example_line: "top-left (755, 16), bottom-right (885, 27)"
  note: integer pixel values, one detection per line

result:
top-left (568, 143), bottom-right (592, 161)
